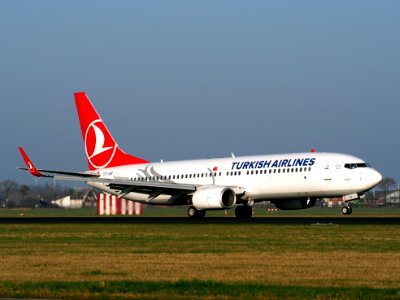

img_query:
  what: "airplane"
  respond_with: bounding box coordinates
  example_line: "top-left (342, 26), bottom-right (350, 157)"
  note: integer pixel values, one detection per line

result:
top-left (18, 92), bottom-right (383, 218)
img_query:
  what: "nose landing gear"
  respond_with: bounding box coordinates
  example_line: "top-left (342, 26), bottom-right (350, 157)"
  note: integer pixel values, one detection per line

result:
top-left (341, 205), bottom-right (353, 215)
top-left (341, 194), bottom-right (359, 215)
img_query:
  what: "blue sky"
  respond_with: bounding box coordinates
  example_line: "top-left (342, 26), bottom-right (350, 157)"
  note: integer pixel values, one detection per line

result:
top-left (1, 1), bottom-right (399, 184)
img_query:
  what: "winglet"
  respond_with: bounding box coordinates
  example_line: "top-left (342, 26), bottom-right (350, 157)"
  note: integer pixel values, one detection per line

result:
top-left (18, 147), bottom-right (44, 177)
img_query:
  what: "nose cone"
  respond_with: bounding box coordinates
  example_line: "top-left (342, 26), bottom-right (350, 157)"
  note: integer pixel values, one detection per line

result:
top-left (368, 169), bottom-right (383, 188)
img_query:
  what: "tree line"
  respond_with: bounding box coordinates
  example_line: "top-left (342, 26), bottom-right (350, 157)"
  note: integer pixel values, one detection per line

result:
top-left (0, 180), bottom-right (84, 208)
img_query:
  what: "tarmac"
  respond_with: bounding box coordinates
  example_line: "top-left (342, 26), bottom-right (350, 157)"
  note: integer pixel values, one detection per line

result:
top-left (0, 216), bottom-right (399, 225)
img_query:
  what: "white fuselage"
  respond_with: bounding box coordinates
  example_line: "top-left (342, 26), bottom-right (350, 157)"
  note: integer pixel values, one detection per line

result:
top-left (87, 152), bottom-right (382, 206)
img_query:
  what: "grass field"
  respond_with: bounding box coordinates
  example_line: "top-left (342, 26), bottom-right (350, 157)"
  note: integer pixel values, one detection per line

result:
top-left (0, 210), bottom-right (399, 299)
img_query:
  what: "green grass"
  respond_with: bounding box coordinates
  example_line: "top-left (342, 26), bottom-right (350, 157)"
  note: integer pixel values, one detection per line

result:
top-left (0, 211), bottom-right (399, 299)
top-left (0, 207), bottom-right (99, 217)
top-left (0, 280), bottom-right (399, 299)
top-left (1, 223), bottom-right (399, 254)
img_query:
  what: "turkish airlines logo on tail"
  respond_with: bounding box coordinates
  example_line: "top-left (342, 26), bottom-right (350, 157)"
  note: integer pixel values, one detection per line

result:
top-left (85, 119), bottom-right (117, 169)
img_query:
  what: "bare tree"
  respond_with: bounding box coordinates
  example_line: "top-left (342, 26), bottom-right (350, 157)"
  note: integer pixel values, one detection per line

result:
top-left (0, 180), bottom-right (19, 207)
top-left (0, 180), bottom-right (90, 208)
top-left (378, 177), bottom-right (396, 205)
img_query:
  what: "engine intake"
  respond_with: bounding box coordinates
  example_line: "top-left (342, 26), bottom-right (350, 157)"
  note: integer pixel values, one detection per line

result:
top-left (192, 187), bottom-right (236, 209)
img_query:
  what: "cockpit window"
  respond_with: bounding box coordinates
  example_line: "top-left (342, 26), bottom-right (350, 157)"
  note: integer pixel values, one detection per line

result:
top-left (344, 163), bottom-right (370, 169)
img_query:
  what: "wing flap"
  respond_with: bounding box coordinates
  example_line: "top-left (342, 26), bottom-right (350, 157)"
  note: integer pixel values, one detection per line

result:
top-left (96, 178), bottom-right (197, 194)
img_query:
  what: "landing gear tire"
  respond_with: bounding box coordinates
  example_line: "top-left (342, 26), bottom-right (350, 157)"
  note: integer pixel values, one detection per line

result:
top-left (188, 206), bottom-right (206, 218)
top-left (341, 206), bottom-right (353, 215)
top-left (348, 206), bottom-right (353, 214)
top-left (235, 205), bottom-right (253, 218)
top-left (197, 209), bottom-right (206, 218)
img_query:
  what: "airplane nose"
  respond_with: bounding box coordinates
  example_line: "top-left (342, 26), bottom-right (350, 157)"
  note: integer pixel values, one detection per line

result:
top-left (370, 169), bottom-right (383, 186)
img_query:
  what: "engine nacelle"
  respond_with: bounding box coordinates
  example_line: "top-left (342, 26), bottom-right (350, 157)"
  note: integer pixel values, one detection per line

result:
top-left (192, 187), bottom-right (236, 209)
top-left (271, 198), bottom-right (316, 210)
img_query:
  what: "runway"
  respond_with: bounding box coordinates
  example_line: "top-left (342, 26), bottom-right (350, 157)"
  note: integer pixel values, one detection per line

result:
top-left (0, 216), bottom-right (398, 225)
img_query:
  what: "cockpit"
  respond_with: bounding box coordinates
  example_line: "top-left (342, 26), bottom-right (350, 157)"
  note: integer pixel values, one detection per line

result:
top-left (344, 163), bottom-right (371, 169)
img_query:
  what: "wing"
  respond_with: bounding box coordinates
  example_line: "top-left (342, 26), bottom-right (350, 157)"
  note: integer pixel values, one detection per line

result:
top-left (18, 147), bottom-right (197, 197)
top-left (18, 147), bottom-right (246, 204)
top-left (18, 147), bottom-right (98, 179)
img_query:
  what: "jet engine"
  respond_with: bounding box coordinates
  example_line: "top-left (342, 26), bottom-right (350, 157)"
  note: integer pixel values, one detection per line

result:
top-left (271, 198), bottom-right (316, 210)
top-left (192, 187), bottom-right (236, 209)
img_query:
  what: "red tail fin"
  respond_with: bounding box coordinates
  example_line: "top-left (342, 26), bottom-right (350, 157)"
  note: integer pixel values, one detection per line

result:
top-left (74, 92), bottom-right (149, 170)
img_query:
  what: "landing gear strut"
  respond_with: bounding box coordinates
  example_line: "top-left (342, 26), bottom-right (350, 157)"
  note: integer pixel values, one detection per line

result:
top-left (341, 205), bottom-right (353, 215)
top-left (235, 205), bottom-right (253, 218)
top-left (187, 206), bottom-right (206, 218)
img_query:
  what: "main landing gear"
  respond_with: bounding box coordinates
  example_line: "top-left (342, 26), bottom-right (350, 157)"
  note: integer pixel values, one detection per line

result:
top-left (341, 205), bottom-right (353, 215)
top-left (187, 205), bottom-right (253, 219)
top-left (235, 205), bottom-right (253, 218)
top-left (187, 206), bottom-right (206, 218)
